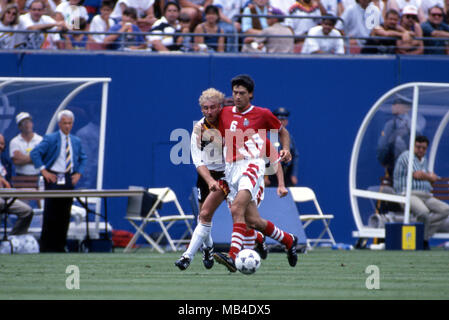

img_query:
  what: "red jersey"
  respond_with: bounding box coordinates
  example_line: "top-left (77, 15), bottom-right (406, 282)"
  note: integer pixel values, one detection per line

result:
top-left (219, 105), bottom-right (282, 162)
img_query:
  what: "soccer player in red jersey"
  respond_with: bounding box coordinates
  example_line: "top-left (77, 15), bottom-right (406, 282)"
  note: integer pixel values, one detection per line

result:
top-left (213, 74), bottom-right (298, 272)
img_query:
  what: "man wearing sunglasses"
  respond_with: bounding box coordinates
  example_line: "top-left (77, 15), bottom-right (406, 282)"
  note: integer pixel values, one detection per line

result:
top-left (421, 5), bottom-right (449, 54)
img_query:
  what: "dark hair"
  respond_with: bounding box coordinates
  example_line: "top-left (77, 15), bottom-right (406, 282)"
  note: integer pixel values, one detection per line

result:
top-left (385, 9), bottom-right (399, 18)
top-left (123, 7), bottom-right (138, 20)
top-left (415, 135), bottom-right (429, 145)
top-left (231, 74), bottom-right (255, 93)
top-left (164, 1), bottom-right (180, 13)
top-left (205, 5), bottom-right (219, 16)
top-left (322, 14), bottom-right (337, 25)
top-left (101, 0), bottom-right (114, 9)
top-left (428, 5), bottom-right (444, 15)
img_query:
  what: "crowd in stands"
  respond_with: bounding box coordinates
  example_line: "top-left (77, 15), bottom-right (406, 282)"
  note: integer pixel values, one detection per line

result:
top-left (1, 0), bottom-right (448, 54)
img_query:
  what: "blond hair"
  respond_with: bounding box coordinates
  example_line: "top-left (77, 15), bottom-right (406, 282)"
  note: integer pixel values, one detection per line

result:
top-left (198, 88), bottom-right (225, 107)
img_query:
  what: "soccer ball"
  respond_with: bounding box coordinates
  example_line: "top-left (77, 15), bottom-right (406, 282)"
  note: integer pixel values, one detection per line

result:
top-left (235, 249), bottom-right (261, 275)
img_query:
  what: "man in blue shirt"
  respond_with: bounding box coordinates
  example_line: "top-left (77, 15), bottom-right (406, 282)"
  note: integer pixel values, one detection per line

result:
top-left (421, 5), bottom-right (449, 54)
top-left (393, 135), bottom-right (449, 249)
top-left (104, 7), bottom-right (146, 50)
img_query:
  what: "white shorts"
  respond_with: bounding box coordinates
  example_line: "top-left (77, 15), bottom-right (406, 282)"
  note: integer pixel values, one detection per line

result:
top-left (225, 158), bottom-right (265, 206)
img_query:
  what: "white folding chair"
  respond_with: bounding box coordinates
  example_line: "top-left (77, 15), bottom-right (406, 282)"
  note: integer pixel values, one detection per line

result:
top-left (124, 187), bottom-right (194, 253)
top-left (289, 187), bottom-right (336, 249)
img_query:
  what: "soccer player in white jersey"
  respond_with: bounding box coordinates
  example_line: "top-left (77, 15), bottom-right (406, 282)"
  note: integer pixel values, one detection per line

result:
top-left (175, 88), bottom-right (288, 271)
top-left (214, 74), bottom-right (299, 272)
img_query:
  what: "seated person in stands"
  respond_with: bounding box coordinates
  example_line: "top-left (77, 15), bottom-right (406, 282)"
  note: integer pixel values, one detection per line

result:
top-left (361, 9), bottom-right (407, 54)
top-left (89, 0), bottom-right (116, 46)
top-left (301, 15), bottom-right (344, 54)
top-left (396, 5), bottom-right (424, 55)
top-left (286, 0), bottom-right (326, 39)
top-left (104, 7), bottom-right (146, 50)
top-left (393, 135), bottom-right (449, 250)
top-left (62, 17), bottom-right (90, 49)
top-left (421, 5), bottom-right (449, 54)
top-left (147, 1), bottom-right (182, 51)
top-left (193, 4), bottom-right (224, 52)
top-left (251, 6), bottom-right (294, 54)
top-left (110, 0), bottom-right (156, 31)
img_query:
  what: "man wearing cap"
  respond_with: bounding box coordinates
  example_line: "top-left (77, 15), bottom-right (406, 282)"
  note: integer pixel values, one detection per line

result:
top-left (396, 5), bottom-right (424, 55)
top-left (9, 112), bottom-right (43, 176)
top-left (266, 107), bottom-right (299, 187)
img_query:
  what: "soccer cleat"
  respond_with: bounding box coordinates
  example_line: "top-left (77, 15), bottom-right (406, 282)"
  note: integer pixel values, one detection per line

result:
top-left (174, 255), bottom-right (191, 271)
top-left (213, 252), bottom-right (237, 273)
top-left (255, 236), bottom-right (268, 260)
top-left (287, 235), bottom-right (298, 267)
top-left (202, 246), bottom-right (214, 269)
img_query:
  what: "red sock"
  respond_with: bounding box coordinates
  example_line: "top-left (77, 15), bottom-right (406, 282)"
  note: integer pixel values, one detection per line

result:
top-left (229, 223), bottom-right (246, 260)
top-left (243, 227), bottom-right (256, 250)
top-left (255, 231), bottom-right (264, 244)
top-left (264, 220), bottom-right (293, 249)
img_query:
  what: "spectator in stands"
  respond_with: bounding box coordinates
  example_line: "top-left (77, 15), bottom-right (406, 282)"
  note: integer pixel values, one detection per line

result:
top-left (396, 5), bottom-right (424, 54)
top-left (30, 110), bottom-right (87, 252)
top-left (9, 112), bottom-right (43, 176)
top-left (265, 107), bottom-right (299, 187)
top-left (0, 3), bottom-right (21, 49)
top-left (89, 0), bottom-right (115, 46)
top-left (301, 15), bottom-right (345, 53)
top-left (240, 0), bottom-right (270, 52)
top-left (419, 0), bottom-right (444, 22)
top-left (63, 17), bottom-right (89, 49)
top-left (335, 0), bottom-right (382, 50)
top-left (54, 0), bottom-right (89, 30)
top-left (17, 0), bottom-right (68, 49)
top-left (18, 0), bottom-right (61, 16)
top-left (213, 0), bottom-right (243, 52)
top-left (104, 6), bottom-right (146, 50)
top-left (361, 9), bottom-right (405, 53)
top-left (249, 6), bottom-right (294, 53)
top-left (0, 134), bottom-right (34, 236)
top-left (181, 0), bottom-right (213, 30)
top-left (421, 5), bottom-right (449, 54)
top-left (388, 0), bottom-right (425, 22)
top-left (286, 0), bottom-right (327, 39)
top-left (193, 4), bottom-right (224, 52)
top-left (147, 1), bottom-right (182, 51)
top-left (371, 0), bottom-right (387, 20)
top-left (377, 97), bottom-right (426, 178)
top-left (393, 135), bottom-right (449, 250)
top-left (177, 11), bottom-right (194, 51)
top-left (110, 0), bottom-right (156, 31)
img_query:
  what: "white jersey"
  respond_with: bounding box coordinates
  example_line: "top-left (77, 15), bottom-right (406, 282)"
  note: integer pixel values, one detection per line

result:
top-left (18, 13), bottom-right (60, 49)
top-left (9, 133), bottom-right (43, 175)
top-left (190, 117), bottom-right (225, 172)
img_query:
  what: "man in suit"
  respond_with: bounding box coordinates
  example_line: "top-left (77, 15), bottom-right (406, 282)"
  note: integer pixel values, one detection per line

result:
top-left (31, 110), bottom-right (87, 252)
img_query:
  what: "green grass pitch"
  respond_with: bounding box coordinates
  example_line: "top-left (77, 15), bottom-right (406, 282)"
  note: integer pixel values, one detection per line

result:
top-left (1, 248), bottom-right (449, 300)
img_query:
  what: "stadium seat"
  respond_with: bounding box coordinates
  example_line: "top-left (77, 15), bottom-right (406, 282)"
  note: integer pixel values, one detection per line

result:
top-left (124, 187), bottom-right (195, 253)
top-left (289, 187), bottom-right (336, 249)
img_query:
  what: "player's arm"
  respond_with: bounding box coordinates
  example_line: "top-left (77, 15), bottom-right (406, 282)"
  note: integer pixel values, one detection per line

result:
top-left (278, 126), bottom-right (292, 163)
top-left (275, 163), bottom-right (288, 198)
top-left (197, 165), bottom-right (220, 192)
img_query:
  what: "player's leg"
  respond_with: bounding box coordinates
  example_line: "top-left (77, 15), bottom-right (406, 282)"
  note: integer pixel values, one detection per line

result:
top-left (175, 189), bottom-right (225, 270)
top-left (243, 227), bottom-right (268, 259)
top-left (213, 188), bottom-right (251, 272)
top-left (245, 201), bottom-right (298, 267)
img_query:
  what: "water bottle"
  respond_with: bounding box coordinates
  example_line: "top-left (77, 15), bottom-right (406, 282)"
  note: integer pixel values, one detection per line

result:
top-left (38, 176), bottom-right (45, 191)
top-left (332, 243), bottom-right (354, 250)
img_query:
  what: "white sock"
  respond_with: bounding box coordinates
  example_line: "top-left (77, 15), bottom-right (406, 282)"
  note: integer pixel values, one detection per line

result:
top-left (184, 222), bottom-right (212, 260)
